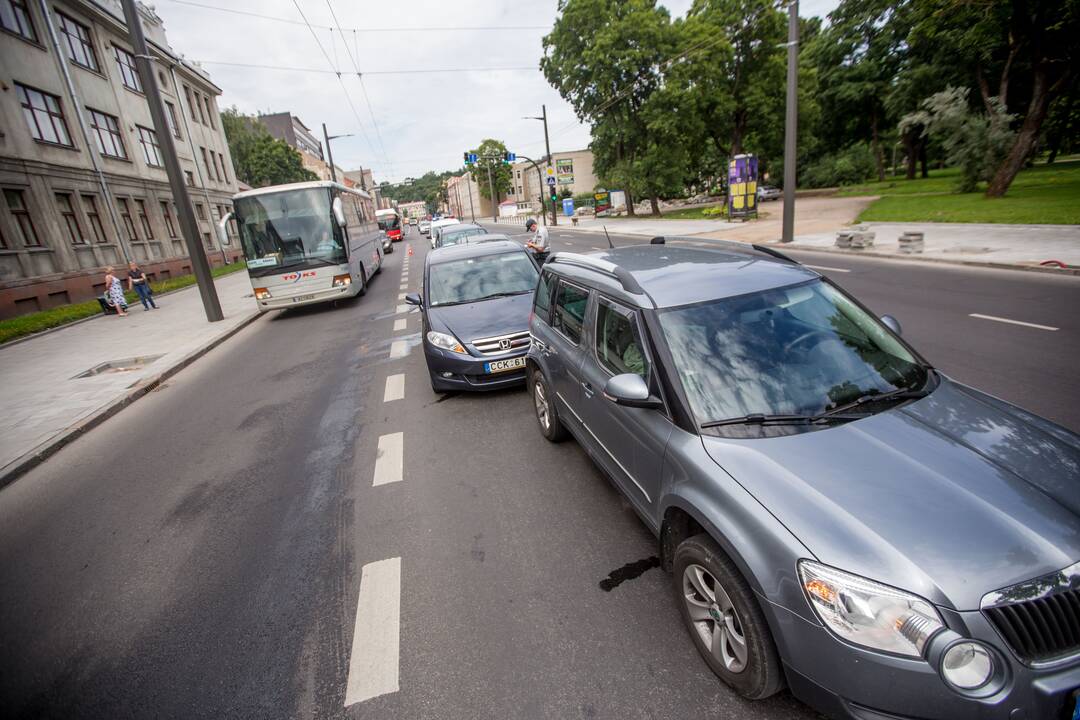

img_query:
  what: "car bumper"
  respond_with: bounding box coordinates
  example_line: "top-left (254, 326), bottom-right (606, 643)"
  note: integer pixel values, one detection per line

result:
top-left (256, 283), bottom-right (358, 311)
top-left (424, 345), bottom-right (528, 392)
top-left (771, 601), bottom-right (1080, 720)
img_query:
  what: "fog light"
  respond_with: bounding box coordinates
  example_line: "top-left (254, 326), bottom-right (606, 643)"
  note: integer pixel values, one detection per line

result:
top-left (332, 273), bottom-right (351, 287)
top-left (941, 642), bottom-right (993, 690)
top-left (254, 287), bottom-right (271, 300)
top-left (440, 372), bottom-right (453, 378)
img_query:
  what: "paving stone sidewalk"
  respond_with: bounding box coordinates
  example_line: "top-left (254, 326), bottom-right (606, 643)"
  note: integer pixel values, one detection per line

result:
top-left (0, 271), bottom-right (261, 485)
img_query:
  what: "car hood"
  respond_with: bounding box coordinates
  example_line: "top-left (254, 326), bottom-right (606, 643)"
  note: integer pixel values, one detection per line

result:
top-left (701, 377), bottom-right (1080, 611)
top-left (427, 293), bottom-right (533, 347)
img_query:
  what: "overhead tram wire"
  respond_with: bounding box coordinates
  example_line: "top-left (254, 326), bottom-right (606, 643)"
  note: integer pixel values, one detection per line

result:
top-left (194, 61), bottom-right (541, 75)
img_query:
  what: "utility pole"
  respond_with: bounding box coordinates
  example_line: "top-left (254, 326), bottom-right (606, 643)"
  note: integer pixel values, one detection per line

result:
top-left (781, 0), bottom-right (799, 243)
top-left (467, 175), bottom-right (476, 222)
top-left (525, 106), bottom-right (557, 226)
top-left (485, 163), bottom-right (497, 222)
top-left (120, 0), bottom-right (221, 321)
top-left (322, 123), bottom-right (337, 183)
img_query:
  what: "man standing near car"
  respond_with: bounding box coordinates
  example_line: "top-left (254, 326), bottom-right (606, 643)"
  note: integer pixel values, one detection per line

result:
top-left (524, 218), bottom-right (549, 263)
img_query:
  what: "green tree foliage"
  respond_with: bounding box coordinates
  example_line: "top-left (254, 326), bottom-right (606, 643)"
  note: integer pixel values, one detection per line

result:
top-left (378, 170), bottom-right (461, 213)
top-left (466, 139), bottom-right (513, 201)
top-left (220, 108), bottom-right (317, 188)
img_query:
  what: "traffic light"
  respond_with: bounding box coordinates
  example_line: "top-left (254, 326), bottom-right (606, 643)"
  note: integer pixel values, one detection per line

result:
top-left (549, 188), bottom-right (558, 203)
top-left (503, 152), bottom-right (516, 164)
top-left (463, 151), bottom-right (469, 164)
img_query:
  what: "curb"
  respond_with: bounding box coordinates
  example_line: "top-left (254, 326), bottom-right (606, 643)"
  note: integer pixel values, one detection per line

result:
top-left (770, 243), bottom-right (1080, 277)
top-left (0, 309), bottom-right (263, 490)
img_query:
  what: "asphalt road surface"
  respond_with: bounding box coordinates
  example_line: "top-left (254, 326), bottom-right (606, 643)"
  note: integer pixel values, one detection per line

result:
top-left (2, 223), bottom-right (1077, 719)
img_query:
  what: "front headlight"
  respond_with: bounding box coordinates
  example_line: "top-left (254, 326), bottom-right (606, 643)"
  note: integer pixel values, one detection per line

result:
top-left (798, 560), bottom-right (944, 657)
top-left (426, 331), bottom-right (466, 354)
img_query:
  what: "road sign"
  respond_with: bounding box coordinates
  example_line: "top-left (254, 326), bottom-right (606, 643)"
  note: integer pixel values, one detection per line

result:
top-left (546, 166), bottom-right (555, 176)
top-left (546, 176), bottom-right (556, 186)
top-left (505, 152), bottom-right (516, 162)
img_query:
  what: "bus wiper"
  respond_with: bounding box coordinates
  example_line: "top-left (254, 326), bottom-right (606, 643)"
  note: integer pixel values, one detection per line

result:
top-left (700, 412), bottom-right (867, 429)
top-left (820, 386), bottom-right (930, 417)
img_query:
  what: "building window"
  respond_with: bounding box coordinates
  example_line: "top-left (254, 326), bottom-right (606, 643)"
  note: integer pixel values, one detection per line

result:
top-left (87, 108), bottom-right (126, 159)
top-left (195, 93), bottom-right (206, 124)
top-left (199, 146), bottom-right (216, 181)
top-left (137, 125), bottom-right (163, 166)
top-left (4, 189), bottom-right (42, 247)
top-left (134, 199), bottom-right (153, 239)
top-left (183, 85), bottom-right (197, 122)
top-left (216, 152), bottom-right (229, 183)
top-left (82, 194), bottom-right (107, 243)
top-left (113, 46), bottom-right (142, 92)
top-left (165, 101), bottom-right (181, 139)
top-left (195, 202), bottom-right (206, 221)
top-left (203, 96), bottom-right (215, 128)
top-left (55, 193), bottom-right (85, 244)
top-left (184, 170), bottom-right (194, 186)
top-left (57, 12), bottom-right (98, 71)
top-left (202, 231), bottom-right (212, 248)
top-left (160, 200), bottom-right (176, 237)
top-left (117, 197), bottom-right (138, 241)
top-left (16, 83), bottom-right (73, 147)
top-left (0, 0), bottom-right (37, 42)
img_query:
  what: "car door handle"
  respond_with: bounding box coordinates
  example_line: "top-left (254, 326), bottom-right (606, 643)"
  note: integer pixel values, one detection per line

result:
top-left (582, 380), bottom-right (594, 395)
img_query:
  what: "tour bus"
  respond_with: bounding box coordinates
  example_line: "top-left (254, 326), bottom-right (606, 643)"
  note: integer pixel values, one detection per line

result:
top-left (375, 208), bottom-right (404, 242)
top-left (218, 181), bottom-right (383, 312)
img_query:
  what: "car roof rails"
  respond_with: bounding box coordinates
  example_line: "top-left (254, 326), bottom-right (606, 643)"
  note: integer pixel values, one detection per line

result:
top-left (650, 236), bottom-right (799, 265)
top-left (547, 252), bottom-right (646, 295)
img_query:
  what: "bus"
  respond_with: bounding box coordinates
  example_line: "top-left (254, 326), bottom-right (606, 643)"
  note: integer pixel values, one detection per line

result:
top-left (218, 181), bottom-right (383, 312)
top-left (375, 208), bottom-right (403, 243)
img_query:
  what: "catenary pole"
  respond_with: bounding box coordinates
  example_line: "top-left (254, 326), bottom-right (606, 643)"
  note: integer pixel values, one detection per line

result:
top-left (781, 0), bottom-right (799, 243)
top-left (120, 0), bottom-right (222, 321)
top-left (322, 123), bottom-right (338, 183)
top-left (485, 164), bottom-right (496, 221)
top-left (542, 104), bottom-right (557, 226)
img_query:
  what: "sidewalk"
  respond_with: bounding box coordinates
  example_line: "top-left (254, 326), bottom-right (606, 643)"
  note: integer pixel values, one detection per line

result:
top-left (0, 271), bottom-right (261, 486)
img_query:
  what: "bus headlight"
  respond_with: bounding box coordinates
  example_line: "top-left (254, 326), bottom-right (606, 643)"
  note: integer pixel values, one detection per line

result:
top-left (332, 274), bottom-right (351, 287)
top-left (254, 287), bottom-right (271, 300)
top-left (426, 331), bottom-right (466, 354)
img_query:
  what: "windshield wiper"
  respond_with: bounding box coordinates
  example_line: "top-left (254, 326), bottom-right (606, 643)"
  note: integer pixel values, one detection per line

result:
top-left (436, 290), bottom-right (529, 306)
top-left (700, 412), bottom-right (868, 429)
top-left (819, 385), bottom-right (931, 417)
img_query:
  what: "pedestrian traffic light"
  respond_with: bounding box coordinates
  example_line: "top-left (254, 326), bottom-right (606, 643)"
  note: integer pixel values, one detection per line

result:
top-left (549, 188), bottom-right (558, 203)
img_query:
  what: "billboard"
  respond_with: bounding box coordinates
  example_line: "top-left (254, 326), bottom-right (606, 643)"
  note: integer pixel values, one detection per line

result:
top-left (556, 158), bottom-right (574, 185)
top-left (727, 154), bottom-right (758, 220)
top-left (593, 190), bottom-right (611, 216)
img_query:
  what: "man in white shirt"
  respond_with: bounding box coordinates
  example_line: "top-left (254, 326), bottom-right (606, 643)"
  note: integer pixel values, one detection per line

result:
top-left (524, 218), bottom-right (549, 259)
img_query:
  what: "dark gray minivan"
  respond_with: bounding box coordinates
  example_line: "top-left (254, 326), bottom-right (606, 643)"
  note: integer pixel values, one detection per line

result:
top-left (526, 241), bottom-right (1080, 720)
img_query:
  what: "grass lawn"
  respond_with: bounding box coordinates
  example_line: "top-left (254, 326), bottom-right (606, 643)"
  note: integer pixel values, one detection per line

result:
top-left (838, 161), bottom-right (1080, 224)
top-left (653, 205), bottom-right (727, 220)
top-left (0, 261), bottom-right (247, 345)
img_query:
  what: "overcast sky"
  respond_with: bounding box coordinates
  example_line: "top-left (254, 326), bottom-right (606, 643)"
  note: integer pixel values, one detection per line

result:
top-left (154, 0), bottom-right (840, 184)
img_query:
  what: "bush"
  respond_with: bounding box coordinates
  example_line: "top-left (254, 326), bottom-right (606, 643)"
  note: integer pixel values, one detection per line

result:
top-left (801, 143), bottom-right (878, 188)
top-left (702, 205), bottom-right (727, 217)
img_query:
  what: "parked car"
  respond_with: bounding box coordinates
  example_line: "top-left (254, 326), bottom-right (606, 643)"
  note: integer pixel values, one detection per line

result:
top-left (406, 240), bottom-right (538, 393)
top-left (429, 217), bottom-right (461, 249)
top-left (410, 217), bottom-right (418, 226)
top-left (379, 230), bottom-right (393, 254)
top-left (757, 185), bottom-right (781, 201)
top-left (419, 219), bottom-right (431, 236)
top-left (526, 241), bottom-right (1080, 720)
top-left (435, 223), bottom-right (488, 248)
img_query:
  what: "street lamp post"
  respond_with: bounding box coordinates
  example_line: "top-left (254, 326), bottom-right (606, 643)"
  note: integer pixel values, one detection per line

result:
top-left (524, 105), bottom-right (557, 226)
top-left (322, 124), bottom-right (353, 184)
top-left (781, 0), bottom-right (799, 243)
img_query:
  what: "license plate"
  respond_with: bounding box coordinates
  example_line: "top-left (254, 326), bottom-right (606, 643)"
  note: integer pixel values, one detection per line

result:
top-left (292, 294), bottom-right (315, 303)
top-left (484, 357), bottom-right (527, 374)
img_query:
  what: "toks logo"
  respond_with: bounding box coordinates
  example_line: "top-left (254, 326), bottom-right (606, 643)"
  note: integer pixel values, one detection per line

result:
top-left (281, 271), bottom-right (317, 283)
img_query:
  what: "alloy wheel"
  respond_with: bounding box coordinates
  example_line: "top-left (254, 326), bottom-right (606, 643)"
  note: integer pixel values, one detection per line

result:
top-left (534, 379), bottom-right (550, 431)
top-left (682, 563), bottom-right (748, 673)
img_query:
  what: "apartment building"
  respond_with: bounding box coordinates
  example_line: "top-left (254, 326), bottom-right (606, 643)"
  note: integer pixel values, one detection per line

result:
top-left (445, 172), bottom-right (494, 222)
top-left (0, 0), bottom-right (239, 319)
top-left (396, 200), bottom-right (426, 220)
top-left (255, 111), bottom-right (322, 160)
top-left (507, 149), bottom-right (598, 212)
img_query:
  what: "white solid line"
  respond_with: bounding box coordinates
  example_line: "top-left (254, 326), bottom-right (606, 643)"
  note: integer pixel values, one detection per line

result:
top-left (389, 339), bottom-right (409, 358)
top-left (969, 313), bottom-right (1058, 331)
top-left (344, 556), bottom-right (401, 706)
top-left (804, 264), bottom-right (852, 273)
top-left (383, 374), bottom-right (405, 402)
top-left (373, 432), bottom-right (404, 486)
top-left (397, 293), bottom-right (406, 300)
top-left (393, 318), bottom-right (407, 332)
top-left (395, 304), bottom-right (410, 315)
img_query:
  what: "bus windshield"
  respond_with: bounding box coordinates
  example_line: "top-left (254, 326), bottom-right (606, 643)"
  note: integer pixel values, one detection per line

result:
top-left (234, 188), bottom-right (346, 277)
top-left (377, 214), bottom-right (400, 232)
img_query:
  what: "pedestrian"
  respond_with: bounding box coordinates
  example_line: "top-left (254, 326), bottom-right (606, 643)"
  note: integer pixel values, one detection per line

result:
top-left (524, 217), bottom-right (549, 263)
top-left (127, 261), bottom-right (157, 310)
top-left (103, 265), bottom-right (129, 316)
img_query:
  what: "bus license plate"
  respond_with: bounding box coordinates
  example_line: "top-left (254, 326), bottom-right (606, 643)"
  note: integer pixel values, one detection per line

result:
top-left (292, 294), bottom-right (315, 303)
top-left (484, 357), bottom-right (526, 374)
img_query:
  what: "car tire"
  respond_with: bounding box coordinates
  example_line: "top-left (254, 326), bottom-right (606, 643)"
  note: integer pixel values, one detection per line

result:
top-left (357, 267), bottom-right (367, 297)
top-left (530, 369), bottom-right (567, 442)
top-left (672, 533), bottom-right (784, 700)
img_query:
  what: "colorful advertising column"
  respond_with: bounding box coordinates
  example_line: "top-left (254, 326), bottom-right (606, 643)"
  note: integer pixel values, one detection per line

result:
top-left (727, 154), bottom-right (759, 220)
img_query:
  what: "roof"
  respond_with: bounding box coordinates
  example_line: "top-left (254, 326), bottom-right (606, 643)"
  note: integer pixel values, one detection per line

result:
top-left (232, 181), bottom-right (371, 201)
top-left (548, 243), bottom-right (820, 309)
top-left (428, 240), bottom-right (527, 265)
top-left (439, 223), bottom-right (485, 234)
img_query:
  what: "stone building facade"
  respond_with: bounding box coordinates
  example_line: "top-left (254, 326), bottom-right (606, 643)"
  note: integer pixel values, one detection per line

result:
top-left (507, 149), bottom-right (598, 213)
top-left (0, 0), bottom-right (240, 319)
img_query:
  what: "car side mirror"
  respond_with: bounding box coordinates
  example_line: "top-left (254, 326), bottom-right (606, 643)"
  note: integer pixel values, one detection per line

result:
top-left (332, 197), bottom-right (346, 227)
top-left (603, 373), bottom-right (662, 409)
top-left (405, 292), bottom-right (423, 308)
top-left (880, 314), bottom-right (902, 336)
top-left (216, 211), bottom-right (232, 246)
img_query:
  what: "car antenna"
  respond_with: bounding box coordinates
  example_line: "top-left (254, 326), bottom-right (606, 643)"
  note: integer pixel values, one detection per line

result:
top-left (603, 225), bottom-right (614, 249)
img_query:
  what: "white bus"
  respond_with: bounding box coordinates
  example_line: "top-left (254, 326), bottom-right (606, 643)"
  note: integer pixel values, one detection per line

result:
top-left (219, 181), bottom-right (384, 312)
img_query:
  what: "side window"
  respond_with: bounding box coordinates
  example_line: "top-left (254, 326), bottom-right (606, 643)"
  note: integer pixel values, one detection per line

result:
top-left (596, 299), bottom-right (649, 378)
top-left (552, 280), bottom-right (588, 345)
top-left (533, 268), bottom-right (554, 322)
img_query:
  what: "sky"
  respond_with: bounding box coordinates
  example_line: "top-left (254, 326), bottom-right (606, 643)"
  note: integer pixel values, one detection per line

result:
top-left (153, 0), bottom-right (840, 184)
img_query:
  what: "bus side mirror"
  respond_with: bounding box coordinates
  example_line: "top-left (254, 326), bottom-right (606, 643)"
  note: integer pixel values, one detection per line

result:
top-left (332, 197), bottom-right (347, 227)
top-left (216, 212), bottom-right (232, 246)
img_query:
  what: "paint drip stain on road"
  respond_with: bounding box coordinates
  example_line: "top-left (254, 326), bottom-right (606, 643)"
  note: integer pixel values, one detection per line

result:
top-left (598, 556), bottom-right (660, 591)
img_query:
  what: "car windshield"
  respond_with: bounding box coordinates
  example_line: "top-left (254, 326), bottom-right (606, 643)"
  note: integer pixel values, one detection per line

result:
top-left (234, 188), bottom-right (345, 277)
top-left (440, 228), bottom-right (488, 246)
top-left (428, 252), bottom-right (538, 306)
top-left (659, 279), bottom-right (928, 427)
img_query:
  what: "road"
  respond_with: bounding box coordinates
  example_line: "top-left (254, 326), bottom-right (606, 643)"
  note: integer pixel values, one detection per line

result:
top-left (1, 223), bottom-right (1077, 719)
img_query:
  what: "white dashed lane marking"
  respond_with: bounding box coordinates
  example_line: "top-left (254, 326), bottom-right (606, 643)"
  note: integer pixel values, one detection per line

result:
top-left (398, 293), bottom-right (407, 300)
top-left (389, 339), bottom-right (409, 358)
top-left (969, 313), bottom-right (1058, 331)
top-left (393, 318), bottom-right (407, 332)
top-left (383, 374), bottom-right (405, 402)
top-left (344, 556), bottom-right (401, 706)
top-left (395, 304), bottom-right (411, 315)
top-left (372, 432), bottom-right (403, 486)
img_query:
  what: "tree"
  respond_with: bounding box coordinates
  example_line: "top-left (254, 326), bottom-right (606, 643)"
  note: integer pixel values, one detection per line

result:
top-left (220, 108), bottom-right (317, 188)
top-left (466, 139), bottom-right (512, 201)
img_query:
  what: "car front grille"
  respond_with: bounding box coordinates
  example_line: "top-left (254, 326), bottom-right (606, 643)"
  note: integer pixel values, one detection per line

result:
top-left (983, 586), bottom-right (1080, 664)
top-left (472, 330), bottom-right (530, 357)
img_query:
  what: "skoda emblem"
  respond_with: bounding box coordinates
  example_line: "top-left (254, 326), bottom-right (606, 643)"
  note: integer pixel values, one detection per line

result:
top-left (499, 338), bottom-right (512, 350)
